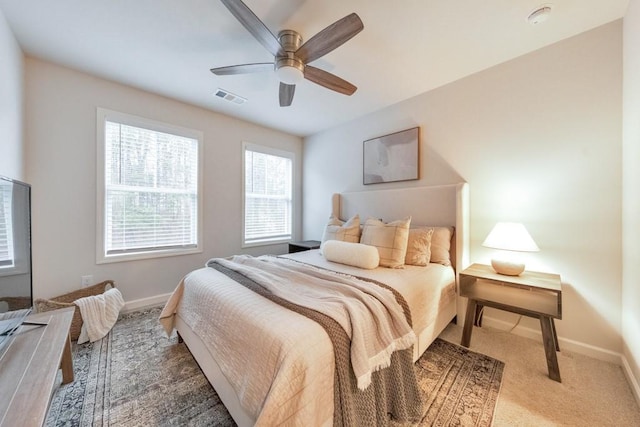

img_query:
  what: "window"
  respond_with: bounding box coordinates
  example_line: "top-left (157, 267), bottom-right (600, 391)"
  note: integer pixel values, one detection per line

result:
top-left (97, 108), bottom-right (203, 263)
top-left (0, 183), bottom-right (14, 269)
top-left (0, 179), bottom-right (29, 277)
top-left (242, 143), bottom-right (294, 246)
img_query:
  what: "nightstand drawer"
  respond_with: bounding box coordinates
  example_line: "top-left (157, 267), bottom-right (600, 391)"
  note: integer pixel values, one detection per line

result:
top-left (459, 263), bottom-right (562, 319)
top-left (460, 278), bottom-right (561, 319)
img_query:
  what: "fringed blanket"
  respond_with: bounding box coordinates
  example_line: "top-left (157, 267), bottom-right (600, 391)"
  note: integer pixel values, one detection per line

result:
top-left (208, 255), bottom-right (423, 426)
top-left (76, 287), bottom-right (125, 344)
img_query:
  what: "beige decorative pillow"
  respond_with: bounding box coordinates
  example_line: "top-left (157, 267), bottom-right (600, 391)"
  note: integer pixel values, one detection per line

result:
top-left (405, 227), bottom-right (434, 266)
top-left (360, 217), bottom-right (411, 268)
top-left (431, 226), bottom-right (453, 266)
top-left (409, 226), bottom-right (453, 266)
top-left (320, 214), bottom-right (361, 252)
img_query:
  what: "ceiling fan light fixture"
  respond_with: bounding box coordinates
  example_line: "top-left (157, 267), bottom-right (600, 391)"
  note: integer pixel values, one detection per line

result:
top-left (276, 65), bottom-right (304, 85)
top-left (276, 57), bottom-right (305, 85)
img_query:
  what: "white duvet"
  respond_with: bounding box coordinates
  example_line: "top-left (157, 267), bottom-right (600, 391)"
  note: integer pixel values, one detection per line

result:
top-left (159, 250), bottom-right (456, 426)
top-left (160, 265), bottom-right (336, 426)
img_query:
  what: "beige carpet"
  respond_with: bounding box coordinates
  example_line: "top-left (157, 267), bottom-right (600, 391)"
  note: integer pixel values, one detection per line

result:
top-left (439, 323), bottom-right (640, 426)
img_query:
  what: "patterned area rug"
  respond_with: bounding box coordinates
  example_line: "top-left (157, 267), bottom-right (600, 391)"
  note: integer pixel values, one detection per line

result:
top-left (46, 307), bottom-right (503, 426)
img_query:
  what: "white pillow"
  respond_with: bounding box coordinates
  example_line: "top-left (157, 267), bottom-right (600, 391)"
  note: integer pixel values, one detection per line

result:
top-left (322, 240), bottom-right (380, 270)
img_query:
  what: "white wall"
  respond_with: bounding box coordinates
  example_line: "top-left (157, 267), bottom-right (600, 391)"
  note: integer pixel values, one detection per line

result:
top-left (623, 0), bottom-right (640, 402)
top-left (304, 22), bottom-right (623, 360)
top-left (0, 9), bottom-right (23, 180)
top-left (24, 58), bottom-right (303, 304)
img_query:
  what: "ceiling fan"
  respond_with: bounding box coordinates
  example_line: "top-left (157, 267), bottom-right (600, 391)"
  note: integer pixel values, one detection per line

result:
top-left (211, 0), bottom-right (364, 107)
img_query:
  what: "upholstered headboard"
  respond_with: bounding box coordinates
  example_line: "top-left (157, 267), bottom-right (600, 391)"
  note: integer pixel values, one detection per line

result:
top-left (331, 183), bottom-right (469, 273)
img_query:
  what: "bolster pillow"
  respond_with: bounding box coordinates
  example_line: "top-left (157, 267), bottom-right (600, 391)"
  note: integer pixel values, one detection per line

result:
top-left (322, 240), bottom-right (380, 270)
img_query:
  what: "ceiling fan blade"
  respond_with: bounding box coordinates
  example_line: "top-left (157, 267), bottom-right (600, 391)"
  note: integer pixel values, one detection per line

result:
top-left (279, 82), bottom-right (295, 107)
top-left (220, 0), bottom-right (282, 56)
top-left (304, 66), bottom-right (357, 95)
top-left (295, 13), bottom-right (363, 64)
top-left (210, 62), bottom-right (274, 75)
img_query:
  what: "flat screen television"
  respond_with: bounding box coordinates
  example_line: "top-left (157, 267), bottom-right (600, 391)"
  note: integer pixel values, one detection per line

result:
top-left (0, 176), bottom-right (32, 353)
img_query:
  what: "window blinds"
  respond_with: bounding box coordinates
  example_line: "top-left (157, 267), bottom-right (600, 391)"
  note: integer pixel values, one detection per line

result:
top-left (0, 183), bottom-right (14, 267)
top-left (104, 121), bottom-right (199, 255)
top-left (244, 149), bottom-right (292, 244)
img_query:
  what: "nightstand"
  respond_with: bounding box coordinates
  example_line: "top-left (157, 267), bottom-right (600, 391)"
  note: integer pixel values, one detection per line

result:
top-left (459, 263), bottom-right (563, 382)
top-left (288, 240), bottom-right (321, 253)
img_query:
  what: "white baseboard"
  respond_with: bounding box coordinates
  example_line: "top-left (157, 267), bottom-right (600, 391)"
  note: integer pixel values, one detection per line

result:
top-left (122, 293), bottom-right (171, 314)
top-left (480, 315), bottom-right (622, 365)
top-left (622, 354), bottom-right (640, 407)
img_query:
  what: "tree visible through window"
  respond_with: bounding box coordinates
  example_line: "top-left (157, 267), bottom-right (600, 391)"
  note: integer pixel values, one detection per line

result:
top-left (243, 144), bottom-right (293, 246)
top-left (97, 109), bottom-right (202, 262)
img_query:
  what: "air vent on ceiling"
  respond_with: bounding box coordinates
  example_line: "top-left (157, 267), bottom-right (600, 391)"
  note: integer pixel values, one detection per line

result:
top-left (214, 88), bottom-right (247, 105)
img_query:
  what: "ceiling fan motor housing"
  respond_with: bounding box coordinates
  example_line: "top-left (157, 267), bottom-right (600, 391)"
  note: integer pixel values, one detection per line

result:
top-left (276, 30), bottom-right (305, 84)
top-left (278, 30), bottom-right (302, 52)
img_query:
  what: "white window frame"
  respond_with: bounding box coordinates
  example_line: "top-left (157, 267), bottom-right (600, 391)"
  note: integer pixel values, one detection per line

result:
top-left (0, 179), bottom-right (31, 277)
top-left (0, 181), bottom-right (30, 277)
top-left (242, 142), bottom-right (295, 248)
top-left (0, 182), bottom-right (15, 272)
top-left (96, 108), bottom-right (204, 264)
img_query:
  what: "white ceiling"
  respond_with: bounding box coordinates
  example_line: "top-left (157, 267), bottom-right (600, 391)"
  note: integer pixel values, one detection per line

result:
top-left (0, 0), bottom-right (629, 136)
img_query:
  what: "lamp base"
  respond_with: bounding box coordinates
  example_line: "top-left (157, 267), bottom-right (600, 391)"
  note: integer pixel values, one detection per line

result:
top-left (491, 259), bottom-right (525, 276)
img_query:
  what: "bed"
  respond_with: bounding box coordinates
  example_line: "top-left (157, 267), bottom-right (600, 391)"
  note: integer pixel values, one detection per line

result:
top-left (160, 183), bottom-right (469, 426)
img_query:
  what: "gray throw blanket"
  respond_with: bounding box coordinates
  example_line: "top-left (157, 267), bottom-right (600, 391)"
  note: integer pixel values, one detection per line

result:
top-left (208, 257), bottom-right (423, 426)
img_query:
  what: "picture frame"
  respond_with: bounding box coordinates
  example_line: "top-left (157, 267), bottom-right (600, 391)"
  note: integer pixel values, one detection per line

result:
top-left (363, 127), bottom-right (419, 185)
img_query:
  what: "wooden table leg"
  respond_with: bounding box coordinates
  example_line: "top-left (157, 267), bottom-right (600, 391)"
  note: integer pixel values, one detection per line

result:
top-left (461, 299), bottom-right (477, 348)
top-left (551, 318), bottom-right (560, 351)
top-left (540, 316), bottom-right (561, 382)
top-left (474, 304), bottom-right (484, 327)
top-left (60, 333), bottom-right (74, 384)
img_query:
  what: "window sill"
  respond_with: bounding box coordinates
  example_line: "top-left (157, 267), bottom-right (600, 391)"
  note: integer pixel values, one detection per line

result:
top-left (242, 239), bottom-right (291, 249)
top-left (97, 246), bottom-right (202, 264)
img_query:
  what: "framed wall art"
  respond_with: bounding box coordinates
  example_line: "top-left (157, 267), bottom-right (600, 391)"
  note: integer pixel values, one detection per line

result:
top-left (363, 127), bottom-right (419, 185)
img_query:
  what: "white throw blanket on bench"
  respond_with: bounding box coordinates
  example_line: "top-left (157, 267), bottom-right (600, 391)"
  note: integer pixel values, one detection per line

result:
top-left (76, 287), bottom-right (125, 344)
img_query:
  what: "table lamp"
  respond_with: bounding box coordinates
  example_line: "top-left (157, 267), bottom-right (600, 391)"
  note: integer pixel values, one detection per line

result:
top-left (482, 222), bottom-right (539, 275)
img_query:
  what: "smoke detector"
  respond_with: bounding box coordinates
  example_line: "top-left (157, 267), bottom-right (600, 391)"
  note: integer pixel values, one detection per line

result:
top-left (527, 5), bottom-right (552, 25)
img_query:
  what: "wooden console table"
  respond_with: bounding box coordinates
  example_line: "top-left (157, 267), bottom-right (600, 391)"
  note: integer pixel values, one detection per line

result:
top-left (0, 307), bottom-right (75, 426)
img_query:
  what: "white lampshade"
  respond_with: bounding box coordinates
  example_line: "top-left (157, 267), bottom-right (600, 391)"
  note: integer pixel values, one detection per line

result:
top-left (482, 222), bottom-right (539, 275)
top-left (482, 222), bottom-right (540, 252)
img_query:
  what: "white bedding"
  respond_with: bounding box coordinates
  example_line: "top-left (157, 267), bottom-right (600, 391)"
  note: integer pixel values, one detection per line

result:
top-left (161, 265), bottom-right (335, 426)
top-left (283, 250), bottom-right (456, 360)
top-left (160, 251), bottom-right (456, 426)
